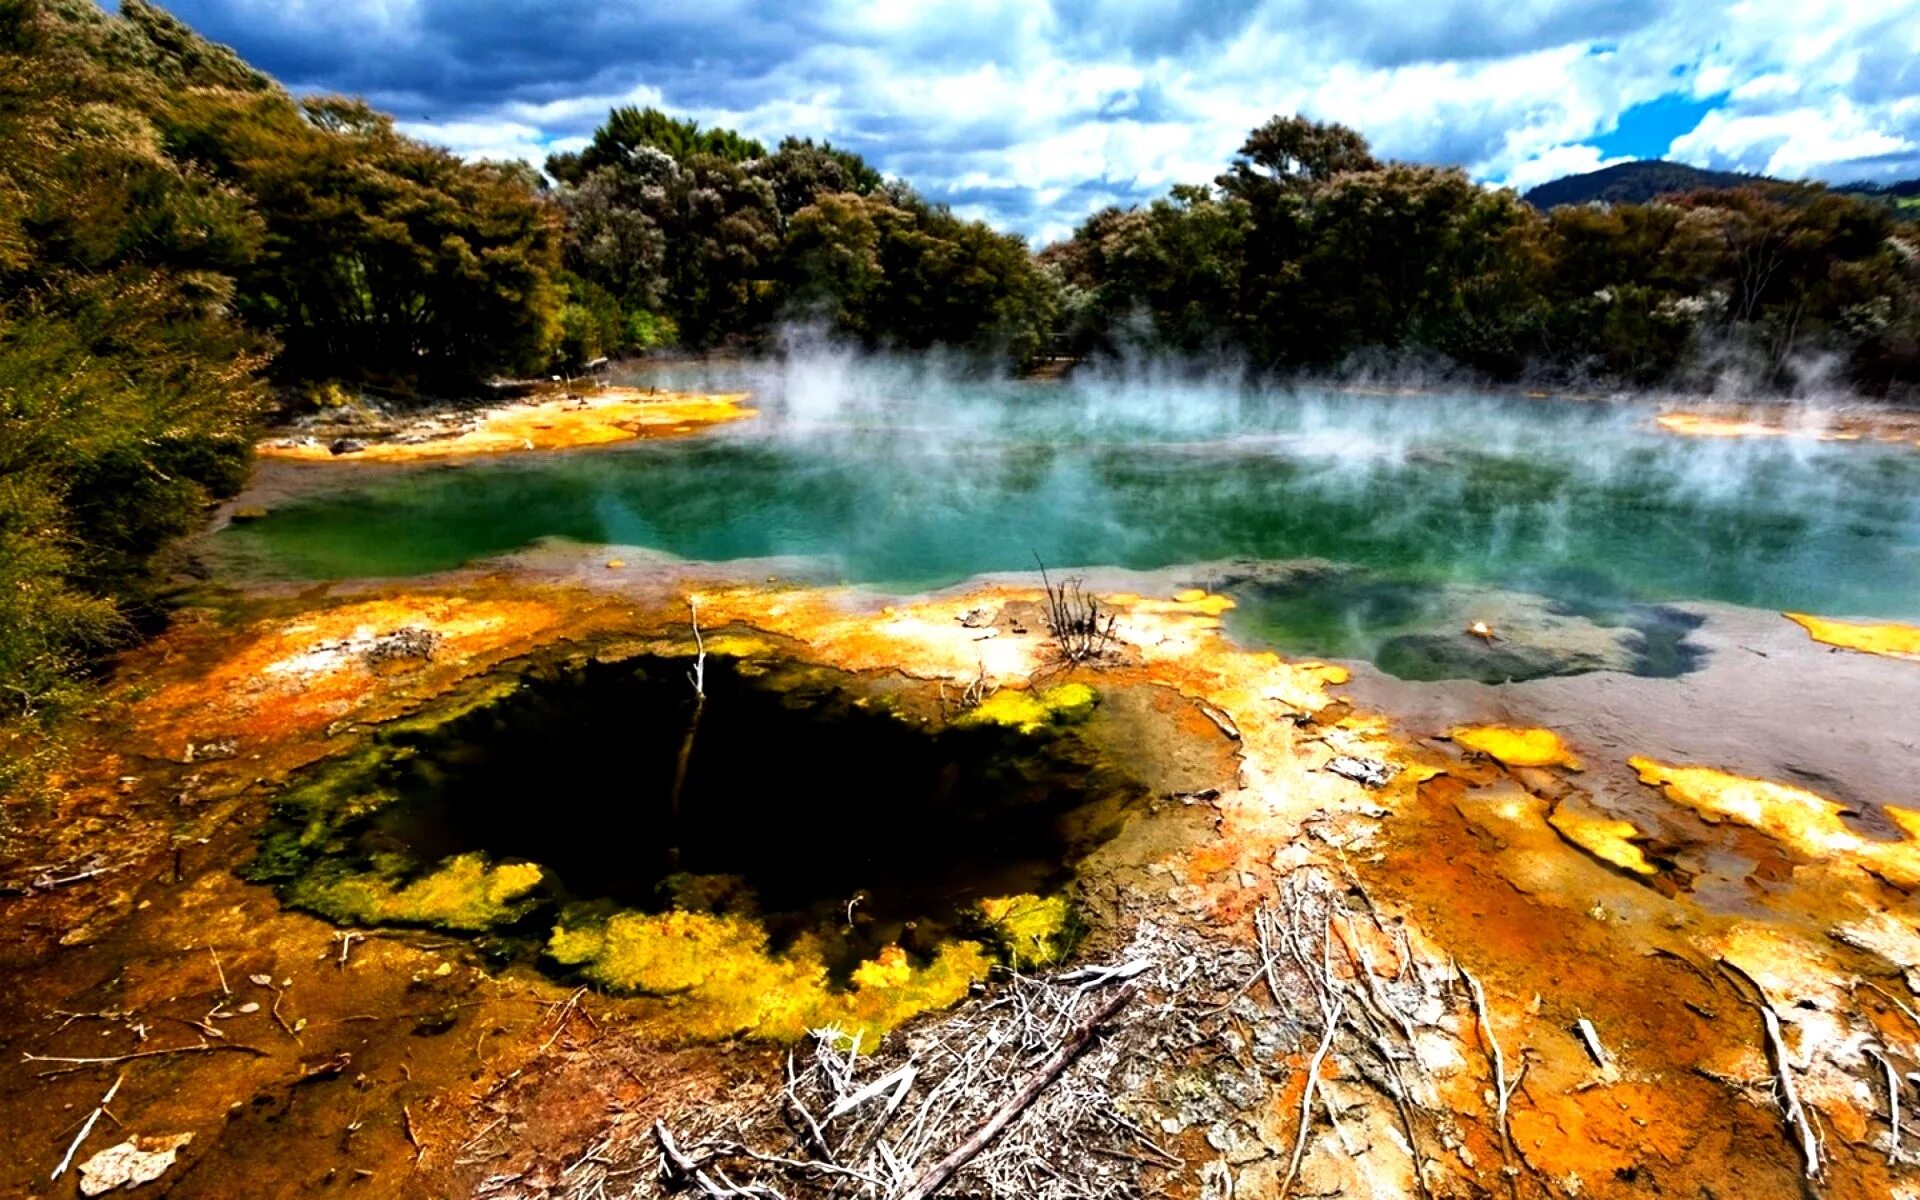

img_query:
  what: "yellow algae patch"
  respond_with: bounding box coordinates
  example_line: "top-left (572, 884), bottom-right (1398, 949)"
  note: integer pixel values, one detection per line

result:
top-left (294, 854), bottom-right (543, 930)
top-left (1451, 725), bottom-right (1582, 770)
top-left (1786, 612), bottom-right (1920, 662)
top-left (1548, 806), bottom-right (1656, 875)
top-left (258, 390), bottom-right (754, 462)
top-left (1631, 757), bottom-right (1920, 888)
top-left (958, 682), bottom-right (1098, 733)
top-left (548, 910), bottom-right (990, 1043)
top-left (977, 894), bottom-right (1077, 968)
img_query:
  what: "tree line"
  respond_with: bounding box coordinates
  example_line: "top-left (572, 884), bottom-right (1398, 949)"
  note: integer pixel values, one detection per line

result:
top-left (1046, 116), bottom-right (1920, 392)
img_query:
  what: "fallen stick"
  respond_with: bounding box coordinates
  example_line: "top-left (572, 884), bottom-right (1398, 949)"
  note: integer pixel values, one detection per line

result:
top-left (1574, 1016), bottom-right (1611, 1071)
top-left (895, 983), bottom-right (1136, 1200)
top-left (51, 1071), bottom-right (123, 1180)
top-left (1279, 984), bottom-right (1345, 1199)
top-left (1194, 699), bottom-right (1242, 742)
top-left (25, 1040), bottom-right (266, 1076)
top-left (1460, 966), bottom-right (1516, 1164)
top-left (1719, 959), bottom-right (1822, 1180)
top-left (1866, 1046), bottom-right (1902, 1166)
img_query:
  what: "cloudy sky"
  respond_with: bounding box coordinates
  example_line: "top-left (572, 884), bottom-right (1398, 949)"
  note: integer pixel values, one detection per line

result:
top-left (163, 0), bottom-right (1920, 244)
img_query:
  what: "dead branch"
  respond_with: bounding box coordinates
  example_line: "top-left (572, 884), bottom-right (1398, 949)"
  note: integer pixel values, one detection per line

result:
top-left (1035, 556), bottom-right (1118, 666)
top-left (1460, 965), bottom-right (1517, 1167)
top-left (51, 1072), bottom-right (123, 1181)
top-left (1866, 1046), bottom-right (1903, 1166)
top-left (25, 1040), bottom-right (267, 1077)
top-left (1718, 958), bottom-right (1822, 1180)
top-left (1275, 879), bottom-right (1347, 1200)
top-left (1574, 1016), bottom-right (1611, 1072)
top-left (688, 598), bottom-right (707, 701)
top-left (896, 982), bottom-right (1137, 1200)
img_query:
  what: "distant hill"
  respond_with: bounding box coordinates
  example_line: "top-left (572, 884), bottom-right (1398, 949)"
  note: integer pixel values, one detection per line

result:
top-left (1522, 160), bottom-right (1770, 208)
top-left (1525, 159), bottom-right (1920, 213)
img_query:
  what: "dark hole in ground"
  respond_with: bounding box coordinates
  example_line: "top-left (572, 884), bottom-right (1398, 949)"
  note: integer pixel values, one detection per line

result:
top-left (255, 651), bottom-right (1143, 977)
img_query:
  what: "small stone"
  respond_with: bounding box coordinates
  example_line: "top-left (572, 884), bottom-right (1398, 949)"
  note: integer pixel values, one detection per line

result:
top-left (78, 1134), bottom-right (192, 1196)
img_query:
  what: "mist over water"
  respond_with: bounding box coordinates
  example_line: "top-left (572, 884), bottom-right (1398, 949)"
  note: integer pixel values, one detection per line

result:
top-left (217, 350), bottom-right (1920, 678)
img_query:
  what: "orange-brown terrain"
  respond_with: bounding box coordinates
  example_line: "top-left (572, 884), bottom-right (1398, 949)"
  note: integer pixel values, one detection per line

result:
top-left (5, 548), bottom-right (1920, 1199)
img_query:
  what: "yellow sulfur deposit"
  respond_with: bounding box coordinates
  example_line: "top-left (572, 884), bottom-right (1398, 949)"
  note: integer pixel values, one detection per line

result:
top-left (1451, 725), bottom-right (1582, 770)
top-left (295, 854), bottom-right (544, 930)
top-left (977, 893), bottom-right (1077, 968)
top-left (548, 909), bottom-right (991, 1043)
top-left (1630, 757), bottom-right (1920, 889)
top-left (1547, 806), bottom-right (1656, 875)
top-left (259, 390), bottom-right (754, 462)
top-left (958, 682), bottom-right (1098, 733)
top-left (1785, 612), bottom-right (1920, 662)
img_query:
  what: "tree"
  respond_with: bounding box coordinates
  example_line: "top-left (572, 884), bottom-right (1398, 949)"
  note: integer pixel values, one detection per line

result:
top-left (756, 137), bottom-right (884, 218)
top-left (1219, 115), bottom-right (1378, 199)
top-left (161, 92), bottom-right (563, 384)
top-left (558, 106), bottom-right (766, 182)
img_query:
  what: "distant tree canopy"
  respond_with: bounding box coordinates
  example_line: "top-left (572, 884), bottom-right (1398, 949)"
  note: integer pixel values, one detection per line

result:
top-left (543, 108), bottom-right (1056, 366)
top-left (1052, 118), bottom-right (1920, 393)
top-left (548, 106), bottom-right (768, 183)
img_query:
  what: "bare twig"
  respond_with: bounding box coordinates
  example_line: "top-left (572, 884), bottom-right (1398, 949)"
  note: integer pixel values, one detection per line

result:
top-left (1719, 958), bottom-right (1822, 1180)
top-left (1460, 966), bottom-right (1517, 1166)
top-left (51, 1072), bottom-right (123, 1180)
top-left (25, 1041), bottom-right (266, 1076)
top-left (1035, 556), bottom-right (1118, 665)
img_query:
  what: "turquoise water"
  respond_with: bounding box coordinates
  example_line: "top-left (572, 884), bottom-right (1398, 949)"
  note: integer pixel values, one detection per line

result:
top-left (215, 360), bottom-right (1920, 675)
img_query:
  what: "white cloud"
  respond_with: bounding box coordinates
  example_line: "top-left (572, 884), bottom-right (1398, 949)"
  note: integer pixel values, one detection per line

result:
top-left (175, 0), bottom-right (1920, 232)
top-left (1498, 144), bottom-right (1636, 192)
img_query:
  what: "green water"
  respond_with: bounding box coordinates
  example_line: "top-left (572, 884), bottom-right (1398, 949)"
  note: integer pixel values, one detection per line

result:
top-left (215, 362), bottom-right (1920, 678)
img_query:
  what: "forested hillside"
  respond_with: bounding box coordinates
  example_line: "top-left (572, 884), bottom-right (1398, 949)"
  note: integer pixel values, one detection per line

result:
top-left (1522, 160), bottom-right (1768, 208)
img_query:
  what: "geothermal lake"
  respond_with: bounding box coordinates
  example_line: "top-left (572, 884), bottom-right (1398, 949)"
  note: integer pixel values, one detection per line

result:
top-left (216, 360), bottom-right (1920, 680)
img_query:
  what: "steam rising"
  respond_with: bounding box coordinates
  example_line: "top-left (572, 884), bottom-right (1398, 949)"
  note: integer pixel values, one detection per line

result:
top-left (223, 339), bottom-right (1920, 673)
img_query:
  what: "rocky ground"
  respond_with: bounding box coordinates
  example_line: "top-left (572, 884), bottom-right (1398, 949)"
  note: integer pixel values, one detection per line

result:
top-left (3, 552), bottom-right (1919, 1199)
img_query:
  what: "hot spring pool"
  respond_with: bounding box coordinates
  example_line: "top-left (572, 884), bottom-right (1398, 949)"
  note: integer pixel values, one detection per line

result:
top-left (214, 359), bottom-right (1920, 681)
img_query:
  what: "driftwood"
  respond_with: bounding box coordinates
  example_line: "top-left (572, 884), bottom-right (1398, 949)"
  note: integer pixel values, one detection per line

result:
top-left (895, 983), bottom-right (1136, 1200)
